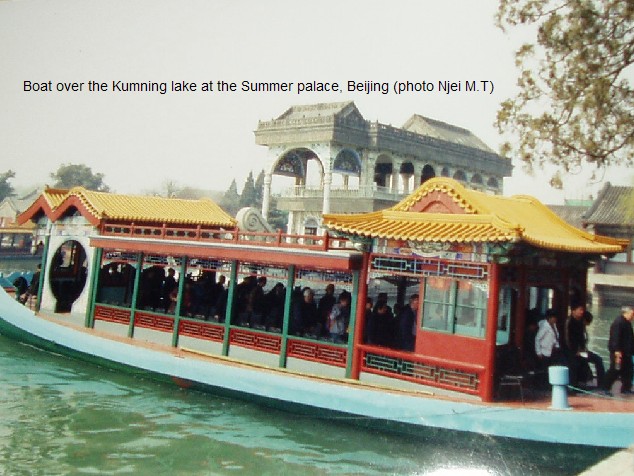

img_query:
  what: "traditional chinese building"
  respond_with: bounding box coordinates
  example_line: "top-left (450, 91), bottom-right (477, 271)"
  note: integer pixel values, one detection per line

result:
top-left (583, 182), bottom-right (634, 305)
top-left (255, 101), bottom-right (512, 235)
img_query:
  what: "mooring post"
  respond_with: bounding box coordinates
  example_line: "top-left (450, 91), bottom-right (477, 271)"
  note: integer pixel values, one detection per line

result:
top-left (549, 366), bottom-right (572, 410)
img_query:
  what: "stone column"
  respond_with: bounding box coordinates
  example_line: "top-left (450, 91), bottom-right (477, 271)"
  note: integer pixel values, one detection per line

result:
top-left (401, 172), bottom-right (411, 194)
top-left (413, 163), bottom-right (423, 190)
top-left (287, 211), bottom-right (295, 234)
top-left (322, 170), bottom-right (332, 215)
top-left (261, 172), bottom-right (272, 220)
top-left (391, 160), bottom-right (402, 193)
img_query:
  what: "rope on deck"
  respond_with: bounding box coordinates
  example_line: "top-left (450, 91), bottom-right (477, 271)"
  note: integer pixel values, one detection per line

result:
top-left (567, 384), bottom-right (631, 401)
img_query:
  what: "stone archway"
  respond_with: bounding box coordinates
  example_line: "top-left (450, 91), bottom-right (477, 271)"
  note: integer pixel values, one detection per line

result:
top-left (421, 164), bottom-right (436, 184)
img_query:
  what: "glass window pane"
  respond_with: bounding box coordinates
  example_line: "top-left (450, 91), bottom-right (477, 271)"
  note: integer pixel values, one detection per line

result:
top-left (454, 280), bottom-right (487, 338)
top-left (422, 277), bottom-right (453, 332)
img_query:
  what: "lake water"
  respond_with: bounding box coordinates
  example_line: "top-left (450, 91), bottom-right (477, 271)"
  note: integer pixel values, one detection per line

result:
top-left (0, 308), bottom-right (620, 475)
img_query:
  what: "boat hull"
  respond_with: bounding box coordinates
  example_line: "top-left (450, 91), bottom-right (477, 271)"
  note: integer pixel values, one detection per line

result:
top-left (1, 290), bottom-right (632, 449)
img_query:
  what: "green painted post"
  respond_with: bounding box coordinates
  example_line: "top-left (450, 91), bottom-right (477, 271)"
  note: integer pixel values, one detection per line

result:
top-left (171, 258), bottom-right (187, 347)
top-left (221, 260), bottom-right (238, 356)
top-left (85, 247), bottom-right (102, 328)
top-left (278, 265), bottom-right (295, 369)
top-left (127, 253), bottom-right (143, 338)
top-left (345, 270), bottom-right (360, 378)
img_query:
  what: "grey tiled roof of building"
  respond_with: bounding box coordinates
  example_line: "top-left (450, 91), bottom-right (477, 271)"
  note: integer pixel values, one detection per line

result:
top-left (547, 205), bottom-right (590, 230)
top-left (584, 182), bottom-right (634, 226)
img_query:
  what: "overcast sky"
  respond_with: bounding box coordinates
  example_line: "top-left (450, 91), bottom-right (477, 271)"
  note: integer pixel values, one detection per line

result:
top-left (1, 0), bottom-right (632, 204)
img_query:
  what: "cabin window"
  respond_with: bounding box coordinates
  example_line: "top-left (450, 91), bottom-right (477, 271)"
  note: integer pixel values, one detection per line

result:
top-left (496, 286), bottom-right (514, 345)
top-left (293, 267), bottom-right (354, 342)
top-left (96, 260), bottom-right (136, 308)
top-left (421, 277), bottom-right (487, 338)
top-left (180, 257), bottom-right (233, 320)
top-left (136, 255), bottom-right (183, 313)
top-left (49, 240), bottom-right (88, 313)
top-left (231, 262), bottom-right (289, 331)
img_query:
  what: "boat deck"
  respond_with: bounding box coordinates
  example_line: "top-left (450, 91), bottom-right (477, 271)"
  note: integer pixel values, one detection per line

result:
top-left (496, 376), bottom-right (634, 413)
top-left (36, 310), bottom-right (634, 414)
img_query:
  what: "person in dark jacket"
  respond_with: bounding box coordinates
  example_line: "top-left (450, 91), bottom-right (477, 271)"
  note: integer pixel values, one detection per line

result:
top-left (398, 294), bottom-right (419, 351)
top-left (603, 306), bottom-right (634, 395)
top-left (564, 303), bottom-right (605, 388)
top-left (366, 301), bottom-right (395, 347)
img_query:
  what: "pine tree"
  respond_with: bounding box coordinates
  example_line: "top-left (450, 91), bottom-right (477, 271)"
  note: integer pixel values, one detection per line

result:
top-left (254, 169), bottom-right (265, 208)
top-left (50, 163), bottom-right (109, 191)
top-left (239, 171), bottom-right (257, 208)
top-left (221, 179), bottom-right (240, 216)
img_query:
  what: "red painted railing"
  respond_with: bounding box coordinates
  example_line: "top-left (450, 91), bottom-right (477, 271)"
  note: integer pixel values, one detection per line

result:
top-left (358, 344), bottom-right (483, 395)
top-left (94, 305), bottom-right (131, 325)
top-left (100, 222), bottom-right (351, 251)
top-left (178, 320), bottom-right (224, 342)
top-left (287, 338), bottom-right (347, 367)
top-left (134, 311), bottom-right (174, 332)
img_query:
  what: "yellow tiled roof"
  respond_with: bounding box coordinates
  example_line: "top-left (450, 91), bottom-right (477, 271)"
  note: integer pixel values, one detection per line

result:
top-left (42, 188), bottom-right (70, 209)
top-left (64, 187), bottom-right (236, 227)
top-left (323, 178), bottom-right (626, 254)
top-left (18, 187), bottom-right (236, 227)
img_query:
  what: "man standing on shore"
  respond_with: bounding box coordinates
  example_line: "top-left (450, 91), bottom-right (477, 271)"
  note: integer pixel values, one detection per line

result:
top-left (603, 306), bottom-right (634, 396)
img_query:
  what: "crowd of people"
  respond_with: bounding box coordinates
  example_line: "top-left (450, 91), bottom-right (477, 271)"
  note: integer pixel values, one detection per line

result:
top-left (364, 293), bottom-right (419, 351)
top-left (133, 267), bottom-right (423, 349)
top-left (525, 302), bottom-right (633, 396)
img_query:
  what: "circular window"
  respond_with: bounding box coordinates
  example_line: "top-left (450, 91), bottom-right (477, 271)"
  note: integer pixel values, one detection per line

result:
top-left (49, 240), bottom-right (88, 313)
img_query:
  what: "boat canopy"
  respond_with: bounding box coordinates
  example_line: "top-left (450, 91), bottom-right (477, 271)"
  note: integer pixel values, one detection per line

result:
top-left (323, 177), bottom-right (626, 254)
top-left (17, 187), bottom-right (236, 228)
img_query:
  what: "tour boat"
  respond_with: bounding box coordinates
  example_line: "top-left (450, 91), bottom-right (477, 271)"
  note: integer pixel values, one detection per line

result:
top-left (1, 178), bottom-right (633, 449)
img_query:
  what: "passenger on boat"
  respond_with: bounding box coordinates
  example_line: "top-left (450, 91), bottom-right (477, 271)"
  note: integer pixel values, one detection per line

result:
top-left (180, 280), bottom-right (194, 316)
top-left (191, 272), bottom-right (214, 318)
top-left (291, 287), bottom-right (319, 336)
top-left (327, 291), bottom-right (351, 343)
top-left (234, 276), bottom-right (256, 326)
top-left (139, 266), bottom-right (163, 310)
top-left (397, 294), bottom-right (419, 351)
top-left (13, 276), bottom-right (27, 301)
top-left (565, 303), bottom-right (605, 389)
top-left (24, 264), bottom-right (40, 304)
top-left (603, 306), bottom-right (634, 396)
top-left (522, 310), bottom-right (539, 371)
top-left (366, 300), bottom-right (396, 347)
top-left (317, 284), bottom-right (336, 336)
top-left (264, 282), bottom-right (285, 331)
top-left (246, 276), bottom-right (267, 327)
top-left (362, 297), bottom-right (373, 343)
top-left (213, 278), bottom-right (229, 322)
top-left (161, 268), bottom-right (177, 313)
top-left (372, 293), bottom-right (392, 315)
top-left (206, 275), bottom-right (226, 319)
top-left (535, 309), bottom-right (564, 376)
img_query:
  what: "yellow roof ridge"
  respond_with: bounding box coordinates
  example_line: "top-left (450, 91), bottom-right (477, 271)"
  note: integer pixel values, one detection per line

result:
top-left (323, 178), bottom-right (626, 254)
top-left (391, 177), bottom-right (485, 214)
top-left (381, 209), bottom-right (521, 230)
top-left (23, 187), bottom-right (236, 227)
top-left (509, 194), bottom-right (624, 246)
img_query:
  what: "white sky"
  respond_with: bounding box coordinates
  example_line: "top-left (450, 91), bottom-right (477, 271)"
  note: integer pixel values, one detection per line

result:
top-left (1, 0), bottom-right (632, 204)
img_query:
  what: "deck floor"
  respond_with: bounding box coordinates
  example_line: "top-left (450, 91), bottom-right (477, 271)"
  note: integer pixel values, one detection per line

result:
top-left (498, 379), bottom-right (634, 413)
top-left (34, 310), bottom-right (634, 414)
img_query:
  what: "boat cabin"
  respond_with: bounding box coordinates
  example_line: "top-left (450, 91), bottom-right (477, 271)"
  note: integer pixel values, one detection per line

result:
top-left (17, 180), bottom-right (626, 402)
